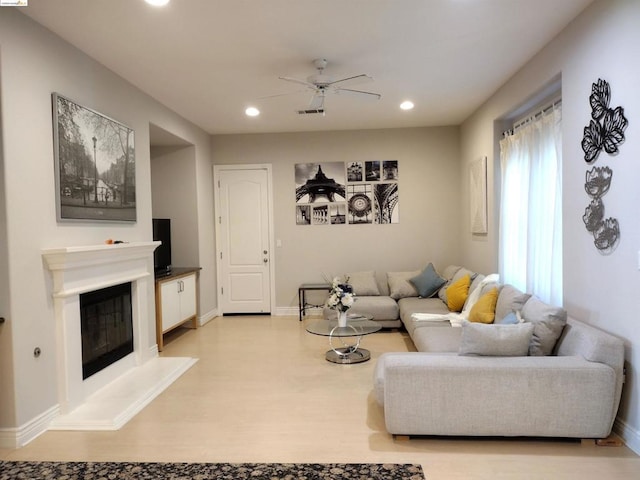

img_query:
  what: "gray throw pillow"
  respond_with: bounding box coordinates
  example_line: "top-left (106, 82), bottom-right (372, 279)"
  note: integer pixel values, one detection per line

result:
top-left (410, 263), bottom-right (446, 298)
top-left (345, 271), bottom-right (380, 296)
top-left (494, 284), bottom-right (531, 323)
top-left (520, 296), bottom-right (567, 356)
top-left (459, 321), bottom-right (535, 356)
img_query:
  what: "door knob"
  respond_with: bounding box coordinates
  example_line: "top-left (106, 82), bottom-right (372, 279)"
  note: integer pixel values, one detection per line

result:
top-left (263, 250), bottom-right (268, 254)
top-left (263, 258), bottom-right (268, 263)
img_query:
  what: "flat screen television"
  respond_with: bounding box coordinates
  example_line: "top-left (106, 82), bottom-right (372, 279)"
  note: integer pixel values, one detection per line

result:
top-left (152, 218), bottom-right (172, 276)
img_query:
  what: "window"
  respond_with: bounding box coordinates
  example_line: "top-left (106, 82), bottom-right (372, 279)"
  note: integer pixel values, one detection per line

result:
top-left (499, 103), bottom-right (562, 306)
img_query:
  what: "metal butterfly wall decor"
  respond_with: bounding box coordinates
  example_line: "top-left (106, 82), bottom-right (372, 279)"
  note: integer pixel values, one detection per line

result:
top-left (581, 79), bottom-right (628, 253)
top-left (581, 79), bottom-right (628, 163)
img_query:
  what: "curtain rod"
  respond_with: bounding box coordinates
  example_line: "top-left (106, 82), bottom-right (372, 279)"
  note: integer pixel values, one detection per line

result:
top-left (503, 98), bottom-right (562, 138)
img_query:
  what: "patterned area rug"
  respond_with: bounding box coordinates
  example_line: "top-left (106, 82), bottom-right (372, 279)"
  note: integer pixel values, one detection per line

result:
top-left (0, 461), bottom-right (425, 479)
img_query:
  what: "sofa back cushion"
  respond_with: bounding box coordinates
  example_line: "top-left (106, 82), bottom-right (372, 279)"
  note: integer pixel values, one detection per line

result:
top-left (387, 271), bottom-right (420, 300)
top-left (495, 284), bottom-right (531, 323)
top-left (521, 296), bottom-right (567, 356)
top-left (345, 271), bottom-right (381, 296)
top-left (438, 266), bottom-right (475, 304)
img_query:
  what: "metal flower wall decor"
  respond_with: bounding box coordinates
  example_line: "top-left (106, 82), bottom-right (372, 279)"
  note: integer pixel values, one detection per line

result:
top-left (581, 79), bottom-right (628, 254)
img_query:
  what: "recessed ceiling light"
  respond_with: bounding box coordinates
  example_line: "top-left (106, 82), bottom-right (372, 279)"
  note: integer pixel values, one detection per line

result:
top-left (245, 107), bottom-right (260, 117)
top-left (400, 101), bottom-right (415, 111)
top-left (145, 0), bottom-right (170, 6)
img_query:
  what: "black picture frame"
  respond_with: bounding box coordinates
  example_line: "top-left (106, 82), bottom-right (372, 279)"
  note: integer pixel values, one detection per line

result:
top-left (52, 93), bottom-right (136, 222)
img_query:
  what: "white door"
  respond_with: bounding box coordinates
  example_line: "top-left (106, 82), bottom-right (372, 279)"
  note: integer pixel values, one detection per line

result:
top-left (215, 166), bottom-right (273, 314)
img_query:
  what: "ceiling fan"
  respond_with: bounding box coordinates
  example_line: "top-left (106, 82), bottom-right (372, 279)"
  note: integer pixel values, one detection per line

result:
top-left (269, 58), bottom-right (381, 114)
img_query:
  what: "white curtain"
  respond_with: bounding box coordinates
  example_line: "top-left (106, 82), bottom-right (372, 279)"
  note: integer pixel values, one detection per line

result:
top-left (499, 105), bottom-right (562, 306)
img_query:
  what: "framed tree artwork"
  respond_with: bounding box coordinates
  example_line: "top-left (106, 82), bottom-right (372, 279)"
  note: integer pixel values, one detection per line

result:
top-left (52, 93), bottom-right (136, 222)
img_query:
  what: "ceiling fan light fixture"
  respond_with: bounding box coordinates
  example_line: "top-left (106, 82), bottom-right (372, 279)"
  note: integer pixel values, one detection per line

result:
top-left (145, 0), bottom-right (170, 6)
top-left (245, 107), bottom-right (260, 117)
top-left (400, 100), bottom-right (415, 111)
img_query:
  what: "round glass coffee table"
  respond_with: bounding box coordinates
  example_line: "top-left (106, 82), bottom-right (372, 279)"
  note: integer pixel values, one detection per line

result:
top-left (305, 313), bottom-right (381, 364)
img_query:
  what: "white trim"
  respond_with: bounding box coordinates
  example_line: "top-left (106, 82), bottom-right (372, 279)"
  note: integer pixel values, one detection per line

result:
top-left (51, 272), bottom-right (150, 299)
top-left (41, 241), bottom-right (159, 415)
top-left (148, 343), bottom-right (159, 358)
top-left (48, 357), bottom-right (197, 431)
top-left (0, 405), bottom-right (59, 448)
top-left (213, 164), bottom-right (275, 314)
top-left (199, 308), bottom-right (218, 326)
top-left (614, 416), bottom-right (640, 455)
top-left (274, 306), bottom-right (324, 317)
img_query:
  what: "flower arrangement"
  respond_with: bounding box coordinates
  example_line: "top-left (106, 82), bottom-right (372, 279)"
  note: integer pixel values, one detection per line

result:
top-left (326, 276), bottom-right (356, 313)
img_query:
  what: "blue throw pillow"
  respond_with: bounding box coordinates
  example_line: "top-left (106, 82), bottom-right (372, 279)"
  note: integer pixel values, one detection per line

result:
top-left (496, 311), bottom-right (519, 325)
top-left (410, 263), bottom-right (446, 298)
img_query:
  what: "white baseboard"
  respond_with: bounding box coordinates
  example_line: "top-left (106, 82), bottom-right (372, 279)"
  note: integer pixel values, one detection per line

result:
top-left (0, 404), bottom-right (59, 448)
top-left (274, 306), bottom-right (323, 317)
top-left (614, 416), bottom-right (640, 455)
top-left (274, 306), bottom-right (297, 316)
top-left (199, 308), bottom-right (218, 326)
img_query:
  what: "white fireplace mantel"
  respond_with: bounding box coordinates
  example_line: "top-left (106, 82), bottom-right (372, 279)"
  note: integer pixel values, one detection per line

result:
top-left (43, 242), bottom-right (160, 297)
top-left (42, 241), bottom-right (160, 269)
top-left (42, 241), bottom-right (160, 415)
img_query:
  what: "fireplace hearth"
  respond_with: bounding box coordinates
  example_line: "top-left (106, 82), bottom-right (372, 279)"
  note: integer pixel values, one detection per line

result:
top-left (39, 242), bottom-right (196, 433)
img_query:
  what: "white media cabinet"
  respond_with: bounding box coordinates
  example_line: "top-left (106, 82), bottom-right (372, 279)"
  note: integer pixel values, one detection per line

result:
top-left (154, 267), bottom-right (201, 351)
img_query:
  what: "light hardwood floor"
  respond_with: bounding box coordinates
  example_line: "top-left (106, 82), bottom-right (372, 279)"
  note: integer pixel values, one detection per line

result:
top-left (2, 315), bottom-right (639, 479)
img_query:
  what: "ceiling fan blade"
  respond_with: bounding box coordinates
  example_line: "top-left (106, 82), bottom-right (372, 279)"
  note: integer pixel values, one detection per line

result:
top-left (309, 92), bottom-right (325, 110)
top-left (257, 89), bottom-right (307, 100)
top-left (335, 88), bottom-right (381, 100)
top-left (327, 74), bottom-right (373, 88)
top-left (278, 76), bottom-right (317, 89)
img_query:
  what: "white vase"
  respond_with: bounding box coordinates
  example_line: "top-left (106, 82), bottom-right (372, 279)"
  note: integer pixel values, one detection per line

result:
top-left (338, 310), bottom-right (348, 327)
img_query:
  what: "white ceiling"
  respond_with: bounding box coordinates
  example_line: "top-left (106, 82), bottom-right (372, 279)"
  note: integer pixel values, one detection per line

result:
top-left (21, 0), bottom-right (593, 136)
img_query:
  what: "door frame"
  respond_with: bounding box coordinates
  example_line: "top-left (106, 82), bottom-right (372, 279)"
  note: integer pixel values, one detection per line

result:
top-left (213, 164), bottom-right (276, 314)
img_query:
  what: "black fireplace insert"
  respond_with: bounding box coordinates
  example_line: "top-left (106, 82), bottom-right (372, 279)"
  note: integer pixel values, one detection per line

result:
top-left (80, 282), bottom-right (133, 380)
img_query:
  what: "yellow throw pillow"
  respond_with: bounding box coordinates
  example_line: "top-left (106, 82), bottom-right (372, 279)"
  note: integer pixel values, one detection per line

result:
top-left (446, 274), bottom-right (471, 312)
top-left (469, 287), bottom-right (499, 324)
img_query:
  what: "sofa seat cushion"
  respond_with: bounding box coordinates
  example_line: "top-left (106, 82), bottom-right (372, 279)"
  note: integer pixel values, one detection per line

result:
top-left (398, 297), bottom-right (450, 335)
top-left (411, 325), bottom-right (463, 353)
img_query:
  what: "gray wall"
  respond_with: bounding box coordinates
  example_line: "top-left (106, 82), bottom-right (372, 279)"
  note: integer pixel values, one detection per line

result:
top-left (0, 9), bottom-right (214, 437)
top-left (151, 146), bottom-right (200, 269)
top-left (211, 127), bottom-right (461, 309)
top-left (460, 0), bottom-right (640, 453)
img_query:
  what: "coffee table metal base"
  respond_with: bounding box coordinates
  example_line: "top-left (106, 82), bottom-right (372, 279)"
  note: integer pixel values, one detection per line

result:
top-left (325, 347), bottom-right (371, 364)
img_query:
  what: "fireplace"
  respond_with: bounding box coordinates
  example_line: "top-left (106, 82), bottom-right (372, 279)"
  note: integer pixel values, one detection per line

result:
top-left (81, 282), bottom-right (134, 380)
top-left (42, 242), bottom-right (160, 414)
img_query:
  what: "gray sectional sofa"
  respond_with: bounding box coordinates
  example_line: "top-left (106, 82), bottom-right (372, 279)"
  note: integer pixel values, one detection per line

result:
top-left (326, 265), bottom-right (626, 439)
